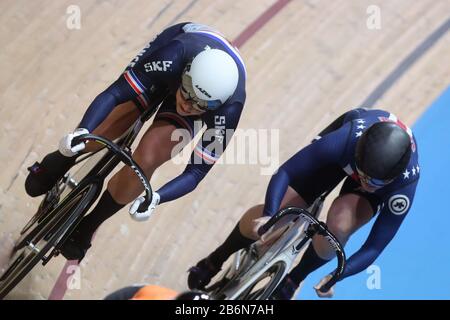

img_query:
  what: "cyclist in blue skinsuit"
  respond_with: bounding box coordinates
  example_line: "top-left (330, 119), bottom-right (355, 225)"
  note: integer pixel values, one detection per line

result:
top-left (24, 22), bottom-right (247, 261)
top-left (188, 108), bottom-right (420, 299)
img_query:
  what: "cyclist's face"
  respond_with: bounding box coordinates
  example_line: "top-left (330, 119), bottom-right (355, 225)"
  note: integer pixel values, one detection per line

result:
top-left (175, 88), bottom-right (206, 116)
top-left (359, 179), bottom-right (378, 193)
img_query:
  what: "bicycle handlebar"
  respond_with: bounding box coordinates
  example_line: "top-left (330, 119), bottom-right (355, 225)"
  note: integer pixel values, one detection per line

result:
top-left (72, 134), bottom-right (153, 212)
top-left (258, 207), bottom-right (296, 236)
top-left (258, 206), bottom-right (346, 294)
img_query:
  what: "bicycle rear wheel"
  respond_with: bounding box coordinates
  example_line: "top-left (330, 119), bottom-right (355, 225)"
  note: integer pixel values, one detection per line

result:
top-left (0, 183), bottom-right (98, 299)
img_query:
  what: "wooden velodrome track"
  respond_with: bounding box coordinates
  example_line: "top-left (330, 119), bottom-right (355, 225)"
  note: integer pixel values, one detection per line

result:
top-left (1, 0), bottom-right (449, 299)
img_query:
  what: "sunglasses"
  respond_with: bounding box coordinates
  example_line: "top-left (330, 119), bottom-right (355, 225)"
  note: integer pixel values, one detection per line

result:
top-left (179, 84), bottom-right (209, 112)
top-left (356, 167), bottom-right (393, 189)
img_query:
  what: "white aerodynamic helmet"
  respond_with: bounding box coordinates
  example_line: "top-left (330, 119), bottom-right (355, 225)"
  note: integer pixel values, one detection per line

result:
top-left (181, 48), bottom-right (239, 111)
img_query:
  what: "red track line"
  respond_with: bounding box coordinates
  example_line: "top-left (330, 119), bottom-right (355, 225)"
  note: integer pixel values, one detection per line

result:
top-left (233, 0), bottom-right (292, 49)
top-left (48, 0), bottom-right (291, 300)
top-left (48, 260), bottom-right (78, 300)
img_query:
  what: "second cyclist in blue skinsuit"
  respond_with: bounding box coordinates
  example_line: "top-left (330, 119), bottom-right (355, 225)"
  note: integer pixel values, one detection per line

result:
top-left (188, 108), bottom-right (420, 299)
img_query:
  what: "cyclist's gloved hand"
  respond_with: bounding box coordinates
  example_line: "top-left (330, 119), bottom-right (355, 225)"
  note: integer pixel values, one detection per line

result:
top-left (59, 128), bottom-right (89, 157)
top-left (314, 274), bottom-right (335, 298)
top-left (252, 216), bottom-right (270, 239)
top-left (129, 192), bottom-right (160, 222)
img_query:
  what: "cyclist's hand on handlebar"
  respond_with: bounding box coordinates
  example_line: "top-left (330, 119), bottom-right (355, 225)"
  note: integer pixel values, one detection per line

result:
top-left (58, 128), bottom-right (89, 157)
top-left (251, 216), bottom-right (270, 240)
top-left (129, 192), bottom-right (160, 222)
top-left (314, 274), bottom-right (335, 298)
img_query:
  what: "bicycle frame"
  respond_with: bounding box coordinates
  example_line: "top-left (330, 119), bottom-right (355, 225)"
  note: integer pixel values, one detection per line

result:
top-left (46, 94), bottom-right (170, 257)
top-left (0, 91), bottom-right (169, 299)
top-left (208, 194), bottom-right (346, 300)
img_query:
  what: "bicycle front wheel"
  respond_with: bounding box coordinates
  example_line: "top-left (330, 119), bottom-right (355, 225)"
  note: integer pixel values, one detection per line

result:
top-left (235, 261), bottom-right (286, 300)
top-left (14, 192), bottom-right (60, 252)
top-left (0, 183), bottom-right (98, 299)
